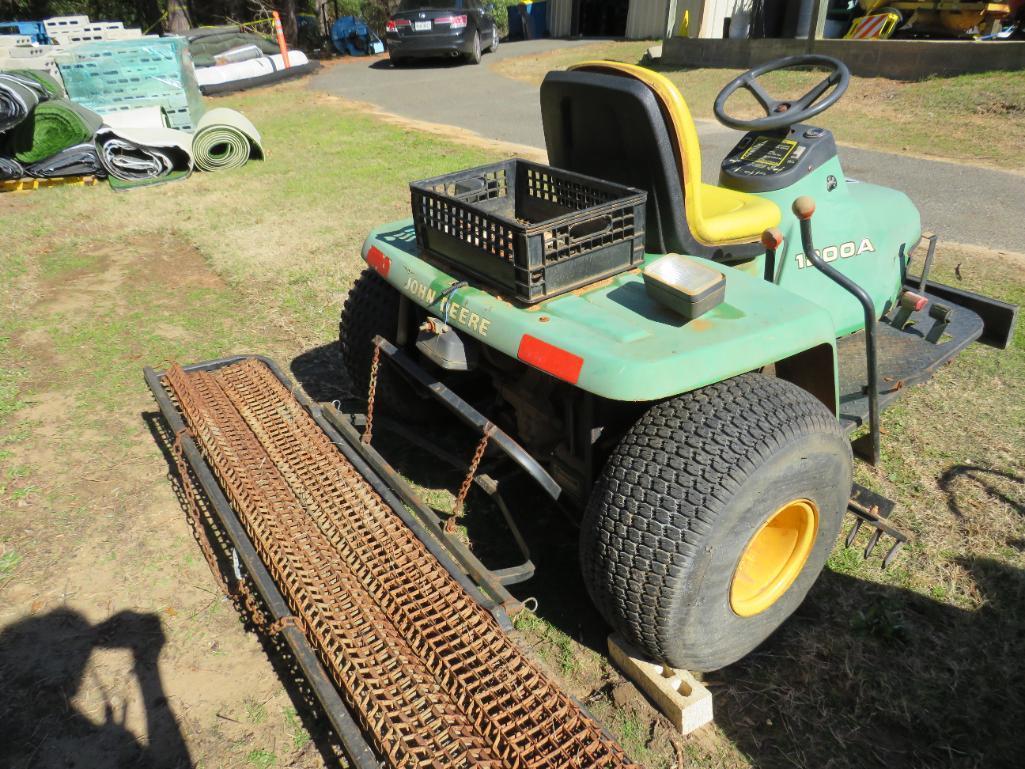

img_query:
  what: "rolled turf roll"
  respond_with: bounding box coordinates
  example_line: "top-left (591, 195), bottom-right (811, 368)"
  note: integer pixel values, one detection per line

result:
top-left (0, 72), bottom-right (43, 132)
top-left (7, 70), bottom-right (65, 99)
top-left (0, 156), bottom-right (25, 180)
top-left (95, 124), bottom-right (194, 190)
top-left (26, 143), bottom-right (105, 178)
top-left (191, 107), bottom-right (263, 172)
top-left (5, 99), bottom-right (103, 165)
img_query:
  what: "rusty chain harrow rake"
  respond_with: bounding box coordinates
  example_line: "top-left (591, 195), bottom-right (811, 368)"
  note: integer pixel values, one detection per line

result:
top-left (152, 357), bottom-right (637, 769)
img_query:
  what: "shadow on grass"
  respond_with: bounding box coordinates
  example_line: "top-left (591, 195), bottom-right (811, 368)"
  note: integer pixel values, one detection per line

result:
top-left (939, 464), bottom-right (1025, 520)
top-left (290, 342), bottom-right (351, 405)
top-left (0, 607), bottom-right (192, 769)
top-left (712, 558), bottom-right (1025, 768)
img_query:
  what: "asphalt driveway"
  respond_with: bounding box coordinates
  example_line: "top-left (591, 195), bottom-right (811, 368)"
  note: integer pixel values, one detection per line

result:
top-left (313, 40), bottom-right (1024, 252)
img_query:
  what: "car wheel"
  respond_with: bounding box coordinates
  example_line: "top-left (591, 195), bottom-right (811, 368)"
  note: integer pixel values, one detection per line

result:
top-left (488, 23), bottom-right (499, 52)
top-left (466, 32), bottom-right (482, 64)
top-left (580, 373), bottom-right (852, 671)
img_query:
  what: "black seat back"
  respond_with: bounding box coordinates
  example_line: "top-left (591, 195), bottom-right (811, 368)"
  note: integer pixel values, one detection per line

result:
top-left (540, 70), bottom-right (754, 261)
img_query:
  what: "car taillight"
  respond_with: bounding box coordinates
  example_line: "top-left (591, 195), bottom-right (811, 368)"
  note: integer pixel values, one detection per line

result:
top-left (386, 18), bottom-right (410, 31)
top-left (435, 15), bottom-right (468, 27)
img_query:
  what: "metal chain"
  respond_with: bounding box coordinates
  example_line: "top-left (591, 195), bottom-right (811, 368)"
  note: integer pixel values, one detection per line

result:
top-left (362, 344), bottom-right (381, 446)
top-left (171, 425), bottom-right (303, 636)
top-left (267, 614), bottom-right (308, 635)
top-left (172, 427), bottom-right (233, 598)
top-left (447, 426), bottom-right (494, 533)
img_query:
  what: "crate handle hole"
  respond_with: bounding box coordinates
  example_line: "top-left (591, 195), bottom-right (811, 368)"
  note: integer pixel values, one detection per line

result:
top-left (569, 216), bottom-right (613, 242)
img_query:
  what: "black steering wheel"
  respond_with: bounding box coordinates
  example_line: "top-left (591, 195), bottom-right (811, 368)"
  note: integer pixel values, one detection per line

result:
top-left (713, 55), bottom-right (851, 132)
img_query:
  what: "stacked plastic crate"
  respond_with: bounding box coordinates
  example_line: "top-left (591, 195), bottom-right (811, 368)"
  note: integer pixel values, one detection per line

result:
top-left (0, 30), bottom-right (59, 78)
top-left (56, 37), bottom-right (204, 131)
top-left (44, 15), bottom-right (144, 46)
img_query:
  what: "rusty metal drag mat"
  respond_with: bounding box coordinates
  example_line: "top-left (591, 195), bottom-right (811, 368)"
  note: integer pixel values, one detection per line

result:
top-left (145, 356), bottom-right (638, 769)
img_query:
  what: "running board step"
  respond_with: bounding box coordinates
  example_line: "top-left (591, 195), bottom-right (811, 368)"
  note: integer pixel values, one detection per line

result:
top-left (145, 356), bottom-right (638, 769)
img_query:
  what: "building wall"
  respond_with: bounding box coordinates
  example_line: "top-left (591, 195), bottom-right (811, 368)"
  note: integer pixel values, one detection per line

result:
top-left (546, 0), bottom-right (672, 39)
top-left (625, 0), bottom-right (672, 38)
top-left (547, 0), bottom-right (573, 37)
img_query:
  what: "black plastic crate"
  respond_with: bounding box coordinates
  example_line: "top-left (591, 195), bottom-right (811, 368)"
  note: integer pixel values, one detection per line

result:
top-left (410, 159), bottom-right (647, 303)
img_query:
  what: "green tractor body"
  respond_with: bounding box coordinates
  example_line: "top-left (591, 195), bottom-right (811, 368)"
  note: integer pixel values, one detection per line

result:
top-left (342, 57), bottom-right (1016, 671)
top-left (362, 156), bottom-right (920, 408)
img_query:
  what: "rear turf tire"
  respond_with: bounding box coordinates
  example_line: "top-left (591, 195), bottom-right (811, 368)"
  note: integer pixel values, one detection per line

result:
top-left (580, 373), bottom-right (852, 671)
top-left (339, 269), bottom-right (422, 421)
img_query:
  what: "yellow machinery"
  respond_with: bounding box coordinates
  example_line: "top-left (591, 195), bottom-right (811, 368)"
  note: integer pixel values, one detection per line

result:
top-left (860, 0), bottom-right (1012, 34)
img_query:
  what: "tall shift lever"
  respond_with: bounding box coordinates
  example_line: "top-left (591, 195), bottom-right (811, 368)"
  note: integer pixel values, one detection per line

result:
top-left (792, 196), bottom-right (881, 465)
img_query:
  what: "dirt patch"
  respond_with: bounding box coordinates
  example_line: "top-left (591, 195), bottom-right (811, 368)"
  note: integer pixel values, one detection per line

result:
top-left (0, 231), bottom-right (315, 769)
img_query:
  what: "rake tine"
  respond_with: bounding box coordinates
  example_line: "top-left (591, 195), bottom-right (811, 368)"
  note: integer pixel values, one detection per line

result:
top-left (863, 528), bottom-right (884, 559)
top-left (845, 519), bottom-right (863, 548)
top-left (882, 540), bottom-right (904, 569)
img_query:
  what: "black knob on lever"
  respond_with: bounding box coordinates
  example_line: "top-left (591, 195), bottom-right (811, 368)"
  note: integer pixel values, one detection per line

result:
top-left (791, 196), bottom-right (881, 465)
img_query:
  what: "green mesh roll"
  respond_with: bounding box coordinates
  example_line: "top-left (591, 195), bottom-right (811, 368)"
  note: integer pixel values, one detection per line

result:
top-left (192, 107), bottom-right (263, 172)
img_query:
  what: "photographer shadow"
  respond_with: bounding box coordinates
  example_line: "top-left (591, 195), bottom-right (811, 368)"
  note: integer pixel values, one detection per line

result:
top-left (0, 608), bottom-right (191, 769)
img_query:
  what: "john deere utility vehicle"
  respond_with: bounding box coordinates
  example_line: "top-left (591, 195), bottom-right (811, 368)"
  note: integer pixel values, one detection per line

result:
top-left (340, 56), bottom-right (1017, 671)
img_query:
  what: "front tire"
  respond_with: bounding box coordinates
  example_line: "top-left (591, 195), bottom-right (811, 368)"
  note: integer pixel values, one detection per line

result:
top-left (487, 23), bottom-right (499, 52)
top-left (580, 373), bottom-right (852, 671)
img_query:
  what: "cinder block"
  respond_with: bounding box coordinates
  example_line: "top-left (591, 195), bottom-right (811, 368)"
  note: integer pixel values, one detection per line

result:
top-left (607, 633), bottom-right (713, 735)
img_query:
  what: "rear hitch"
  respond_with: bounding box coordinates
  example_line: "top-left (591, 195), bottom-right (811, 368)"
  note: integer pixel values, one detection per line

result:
top-left (847, 484), bottom-right (909, 568)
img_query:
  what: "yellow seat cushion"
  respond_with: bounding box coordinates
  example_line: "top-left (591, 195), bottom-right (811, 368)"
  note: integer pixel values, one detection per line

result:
top-left (694, 183), bottom-right (783, 246)
top-left (569, 61), bottom-right (781, 247)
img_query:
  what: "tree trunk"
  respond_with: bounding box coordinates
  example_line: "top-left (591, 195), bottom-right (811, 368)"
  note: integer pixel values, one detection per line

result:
top-left (316, 0), bottom-right (331, 36)
top-left (167, 0), bottom-right (192, 34)
top-left (277, 0), bottom-right (298, 45)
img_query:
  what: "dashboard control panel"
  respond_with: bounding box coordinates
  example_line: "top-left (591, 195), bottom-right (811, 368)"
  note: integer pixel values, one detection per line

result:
top-left (719, 125), bottom-right (837, 193)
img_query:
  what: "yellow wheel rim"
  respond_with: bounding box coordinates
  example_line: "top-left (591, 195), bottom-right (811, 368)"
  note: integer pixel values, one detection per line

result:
top-left (730, 499), bottom-right (819, 617)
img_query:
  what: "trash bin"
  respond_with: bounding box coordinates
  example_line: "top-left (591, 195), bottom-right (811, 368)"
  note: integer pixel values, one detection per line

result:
top-left (506, 1), bottom-right (547, 41)
top-left (507, 4), bottom-right (524, 39)
top-left (518, 1), bottom-right (548, 40)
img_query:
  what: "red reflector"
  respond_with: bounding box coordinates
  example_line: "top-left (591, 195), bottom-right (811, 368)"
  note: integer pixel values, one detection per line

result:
top-left (517, 334), bottom-right (584, 384)
top-left (435, 15), bottom-right (467, 26)
top-left (901, 291), bottom-right (928, 312)
top-left (387, 18), bottom-right (411, 30)
top-left (366, 246), bottom-right (391, 277)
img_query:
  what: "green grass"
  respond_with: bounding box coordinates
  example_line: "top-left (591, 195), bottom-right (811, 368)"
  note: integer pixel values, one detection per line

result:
top-left (492, 40), bottom-right (1025, 167)
top-left (244, 698), bottom-right (268, 725)
top-left (246, 748), bottom-right (276, 769)
top-left (282, 707), bottom-right (311, 751)
top-left (0, 548), bottom-right (21, 577)
top-left (514, 610), bottom-right (580, 676)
